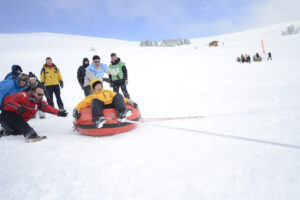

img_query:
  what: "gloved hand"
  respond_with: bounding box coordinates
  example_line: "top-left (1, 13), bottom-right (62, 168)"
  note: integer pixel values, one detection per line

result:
top-left (59, 81), bottom-right (64, 89)
top-left (58, 110), bottom-right (68, 117)
top-left (127, 99), bottom-right (138, 108)
top-left (17, 106), bottom-right (26, 114)
top-left (72, 109), bottom-right (81, 119)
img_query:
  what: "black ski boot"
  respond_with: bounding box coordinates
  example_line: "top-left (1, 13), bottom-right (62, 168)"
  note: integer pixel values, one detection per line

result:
top-left (25, 130), bottom-right (47, 143)
top-left (118, 108), bottom-right (132, 122)
top-left (93, 117), bottom-right (106, 128)
top-left (0, 127), bottom-right (3, 137)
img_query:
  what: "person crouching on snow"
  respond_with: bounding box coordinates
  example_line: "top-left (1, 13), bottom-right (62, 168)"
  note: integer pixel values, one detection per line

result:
top-left (0, 83), bottom-right (68, 142)
top-left (72, 79), bottom-right (138, 128)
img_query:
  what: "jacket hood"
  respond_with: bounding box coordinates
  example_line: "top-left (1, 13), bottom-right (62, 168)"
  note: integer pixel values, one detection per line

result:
top-left (11, 65), bottom-right (22, 76)
top-left (90, 79), bottom-right (103, 94)
top-left (83, 58), bottom-right (89, 66)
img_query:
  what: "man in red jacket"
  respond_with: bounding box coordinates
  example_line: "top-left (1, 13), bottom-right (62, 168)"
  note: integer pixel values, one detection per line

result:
top-left (0, 83), bottom-right (68, 142)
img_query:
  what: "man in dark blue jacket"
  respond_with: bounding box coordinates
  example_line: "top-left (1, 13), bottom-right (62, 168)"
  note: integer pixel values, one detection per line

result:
top-left (4, 65), bottom-right (23, 80)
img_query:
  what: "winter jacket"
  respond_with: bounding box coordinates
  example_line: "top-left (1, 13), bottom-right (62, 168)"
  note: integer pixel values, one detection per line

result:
top-left (0, 76), bottom-right (28, 105)
top-left (3, 91), bottom-right (59, 121)
top-left (40, 64), bottom-right (63, 86)
top-left (77, 58), bottom-right (89, 88)
top-left (108, 58), bottom-right (128, 84)
top-left (84, 63), bottom-right (117, 87)
top-left (4, 65), bottom-right (22, 80)
top-left (76, 79), bottom-right (128, 111)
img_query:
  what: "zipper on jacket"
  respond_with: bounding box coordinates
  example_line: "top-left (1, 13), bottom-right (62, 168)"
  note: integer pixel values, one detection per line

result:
top-left (103, 91), bottom-right (107, 99)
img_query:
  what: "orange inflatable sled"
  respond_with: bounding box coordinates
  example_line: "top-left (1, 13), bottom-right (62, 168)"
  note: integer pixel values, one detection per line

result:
top-left (74, 105), bottom-right (141, 136)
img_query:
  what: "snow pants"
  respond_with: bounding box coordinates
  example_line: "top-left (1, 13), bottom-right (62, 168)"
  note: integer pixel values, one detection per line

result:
top-left (91, 93), bottom-right (126, 121)
top-left (83, 85), bottom-right (93, 97)
top-left (112, 82), bottom-right (130, 99)
top-left (46, 85), bottom-right (64, 110)
top-left (0, 111), bottom-right (36, 138)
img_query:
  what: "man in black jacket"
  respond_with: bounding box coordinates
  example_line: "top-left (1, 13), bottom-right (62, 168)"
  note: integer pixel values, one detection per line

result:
top-left (108, 53), bottom-right (130, 99)
top-left (77, 58), bottom-right (90, 96)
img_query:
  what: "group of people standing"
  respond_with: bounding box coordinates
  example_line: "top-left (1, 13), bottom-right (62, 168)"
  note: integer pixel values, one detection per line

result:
top-left (77, 53), bottom-right (130, 99)
top-left (0, 53), bottom-right (137, 142)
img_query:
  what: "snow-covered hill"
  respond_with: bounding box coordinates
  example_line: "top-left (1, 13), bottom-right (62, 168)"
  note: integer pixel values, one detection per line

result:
top-left (1, 21), bottom-right (300, 200)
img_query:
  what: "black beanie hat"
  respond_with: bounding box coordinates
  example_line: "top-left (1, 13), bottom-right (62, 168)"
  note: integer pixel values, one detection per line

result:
top-left (92, 55), bottom-right (100, 60)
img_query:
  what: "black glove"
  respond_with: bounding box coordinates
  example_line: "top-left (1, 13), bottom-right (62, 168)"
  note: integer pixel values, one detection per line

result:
top-left (72, 109), bottom-right (81, 119)
top-left (58, 110), bottom-right (68, 117)
top-left (133, 102), bottom-right (138, 108)
top-left (17, 106), bottom-right (26, 115)
top-left (127, 99), bottom-right (138, 108)
top-left (59, 81), bottom-right (64, 89)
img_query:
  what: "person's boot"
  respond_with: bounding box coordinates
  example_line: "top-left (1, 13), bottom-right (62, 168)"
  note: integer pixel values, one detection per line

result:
top-left (0, 127), bottom-right (3, 137)
top-left (38, 111), bottom-right (46, 119)
top-left (1, 122), bottom-right (15, 136)
top-left (118, 108), bottom-right (132, 122)
top-left (24, 130), bottom-right (47, 143)
top-left (93, 117), bottom-right (106, 128)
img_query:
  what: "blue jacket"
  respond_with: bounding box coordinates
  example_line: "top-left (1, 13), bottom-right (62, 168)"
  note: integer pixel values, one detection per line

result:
top-left (0, 76), bottom-right (27, 105)
top-left (84, 63), bottom-right (108, 86)
top-left (4, 65), bottom-right (22, 80)
top-left (85, 63), bottom-right (108, 79)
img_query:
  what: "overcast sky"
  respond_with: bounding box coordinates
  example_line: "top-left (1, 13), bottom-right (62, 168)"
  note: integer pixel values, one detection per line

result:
top-left (1, 0), bottom-right (299, 41)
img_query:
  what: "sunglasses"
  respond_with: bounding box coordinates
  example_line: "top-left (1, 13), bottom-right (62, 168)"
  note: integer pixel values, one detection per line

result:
top-left (94, 61), bottom-right (100, 63)
top-left (20, 79), bottom-right (28, 82)
top-left (36, 93), bottom-right (44, 97)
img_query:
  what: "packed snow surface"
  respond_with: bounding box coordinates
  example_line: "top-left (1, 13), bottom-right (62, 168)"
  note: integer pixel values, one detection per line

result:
top-left (1, 22), bottom-right (300, 200)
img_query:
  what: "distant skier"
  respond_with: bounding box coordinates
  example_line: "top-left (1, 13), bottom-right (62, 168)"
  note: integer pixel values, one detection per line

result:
top-left (0, 83), bottom-right (68, 142)
top-left (73, 79), bottom-right (137, 128)
top-left (108, 53), bottom-right (131, 98)
top-left (267, 52), bottom-right (272, 60)
top-left (40, 57), bottom-right (65, 110)
top-left (241, 54), bottom-right (245, 63)
top-left (77, 58), bottom-right (90, 97)
top-left (4, 65), bottom-right (23, 79)
top-left (83, 55), bottom-right (118, 96)
top-left (247, 54), bottom-right (251, 63)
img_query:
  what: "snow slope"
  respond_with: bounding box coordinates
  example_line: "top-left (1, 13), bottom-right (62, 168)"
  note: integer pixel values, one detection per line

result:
top-left (1, 22), bottom-right (300, 200)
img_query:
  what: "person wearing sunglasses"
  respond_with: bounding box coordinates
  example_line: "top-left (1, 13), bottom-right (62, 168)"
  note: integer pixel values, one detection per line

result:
top-left (0, 73), bottom-right (29, 106)
top-left (0, 83), bottom-right (68, 142)
top-left (83, 55), bottom-right (118, 96)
